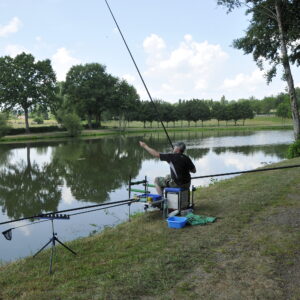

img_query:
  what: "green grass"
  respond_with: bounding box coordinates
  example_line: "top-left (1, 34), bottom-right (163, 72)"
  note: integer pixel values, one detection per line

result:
top-left (7, 115), bottom-right (292, 130)
top-left (0, 115), bottom-right (293, 144)
top-left (1, 158), bottom-right (300, 299)
top-left (8, 118), bottom-right (58, 128)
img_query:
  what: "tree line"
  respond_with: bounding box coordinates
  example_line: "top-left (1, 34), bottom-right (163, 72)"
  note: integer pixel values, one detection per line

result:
top-left (0, 52), bottom-right (299, 134)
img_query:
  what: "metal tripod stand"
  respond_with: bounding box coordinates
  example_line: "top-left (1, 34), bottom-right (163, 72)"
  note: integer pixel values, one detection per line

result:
top-left (33, 217), bottom-right (76, 274)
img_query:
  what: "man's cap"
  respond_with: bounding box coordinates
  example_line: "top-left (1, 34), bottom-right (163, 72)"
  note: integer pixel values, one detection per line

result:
top-left (174, 142), bottom-right (186, 152)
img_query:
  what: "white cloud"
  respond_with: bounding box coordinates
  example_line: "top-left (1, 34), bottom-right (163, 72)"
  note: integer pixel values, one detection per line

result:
top-left (52, 47), bottom-right (81, 81)
top-left (17, 221), bottom-right (31, 236)
top-left (0, 17), bottom-right (22, 37)
top-left (122, 73), bottom-right (135, 84)
top-left (222, 69), bottom-right (264, 90)
top-left (4, 44), bottom-right (28, 57)
top-left (143, 34), bottom-right (166, 54)
top-left (224, 156), bottom-right (260, 171)
top-left (141, 34), bottom-right (228, 101)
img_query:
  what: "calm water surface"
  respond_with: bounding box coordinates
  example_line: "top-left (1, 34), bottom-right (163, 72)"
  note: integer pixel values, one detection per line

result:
top-left (0, 130), bottom-right (293, 262)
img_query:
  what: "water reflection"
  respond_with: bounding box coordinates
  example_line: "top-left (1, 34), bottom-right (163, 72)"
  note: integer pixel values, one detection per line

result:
top-left (0, 130), bottom-right (294, 262)
top-left (213, 144), bottom-right (288, 159)
top-left (51, 138), bottom-right (143, 203)
top-left (0, 131), bottom-right (293, 220)
top-left (0, 145), bottom-right (62, 219)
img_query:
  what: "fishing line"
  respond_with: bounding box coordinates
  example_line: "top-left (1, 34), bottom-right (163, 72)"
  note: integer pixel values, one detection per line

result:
top-left (2, 164), bottom-right (300, 228)
top-left (191, 164), bottom-right (300, 179)
top-left (69, 200), bottom-right (135, 217)
top-left (104, 0), bottom-right (174, 149)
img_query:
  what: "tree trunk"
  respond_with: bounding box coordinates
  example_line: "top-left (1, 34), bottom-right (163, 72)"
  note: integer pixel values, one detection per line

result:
top-left (95, 114), bottom-right (100, 128)
top-left (119, 115), bottom-right (122, 130)
top-left (24, 107), bottom-right (30, 133)
top-left (87, 113), bottom-right (92, 129)
top-left (275, 1), bottom-right (300, 140)
top-left (98, 112), bottom-right (102, 128)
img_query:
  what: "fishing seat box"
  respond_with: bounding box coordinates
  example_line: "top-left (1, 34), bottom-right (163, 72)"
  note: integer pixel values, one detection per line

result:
top-left (164, 187), bottom-right (190, 213)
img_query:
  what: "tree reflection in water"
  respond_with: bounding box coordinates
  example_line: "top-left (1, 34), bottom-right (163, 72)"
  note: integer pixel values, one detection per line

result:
top-left (0, 131), bottom-right (291, 221)
top-left (51, 137), bottom-right (143, 203)
top-left (0, 144), bottom-right (62, 219)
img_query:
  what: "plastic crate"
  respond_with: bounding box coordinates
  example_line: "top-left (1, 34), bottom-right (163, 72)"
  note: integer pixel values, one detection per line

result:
top-left (167, 216), bottom-right (187, 229)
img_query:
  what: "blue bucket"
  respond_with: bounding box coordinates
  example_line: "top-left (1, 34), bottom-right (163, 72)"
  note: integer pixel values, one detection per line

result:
top-left (167, 216), bottom-right (187, 229)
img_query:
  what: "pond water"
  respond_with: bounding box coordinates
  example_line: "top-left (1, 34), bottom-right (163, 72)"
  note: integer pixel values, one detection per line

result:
top-left (0, 130), bottom-right (294, 263)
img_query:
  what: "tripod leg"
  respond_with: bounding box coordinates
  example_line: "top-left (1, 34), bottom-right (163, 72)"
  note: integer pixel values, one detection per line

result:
top-left (55, 237), bottom-right (77, 255)
top-left (33, 239), bottom-right (52, 258)
top-left (49, 238), bottom-right (55, 274)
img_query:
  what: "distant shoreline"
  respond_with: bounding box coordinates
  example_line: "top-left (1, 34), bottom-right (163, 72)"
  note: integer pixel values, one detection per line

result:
top-left (0, 124), bottom-right (293, 144)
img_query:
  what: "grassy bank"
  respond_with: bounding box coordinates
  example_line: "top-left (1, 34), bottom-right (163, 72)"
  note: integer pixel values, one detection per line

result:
top-left (1, 158), bottom-right (300, 299)
top-left (0, 122), bottom-right (293, 143)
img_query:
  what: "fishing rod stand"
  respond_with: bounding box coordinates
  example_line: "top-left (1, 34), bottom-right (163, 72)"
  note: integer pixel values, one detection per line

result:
top-left (33, 216), bottom-right (76, 274)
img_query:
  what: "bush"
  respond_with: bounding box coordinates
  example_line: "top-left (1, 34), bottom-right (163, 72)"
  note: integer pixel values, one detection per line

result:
top-left (287, 139), bottom-right (300, 158)
top-left (33, 116), bottom-right (44, 124)
top-left (61, 113), bottom-right (82, 137)
top-left (0, 113), bottom-right (10, 138)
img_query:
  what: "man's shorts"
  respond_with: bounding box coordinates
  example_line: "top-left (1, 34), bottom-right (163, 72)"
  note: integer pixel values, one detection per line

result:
top-left (156, 174), bottom-right (190, 189)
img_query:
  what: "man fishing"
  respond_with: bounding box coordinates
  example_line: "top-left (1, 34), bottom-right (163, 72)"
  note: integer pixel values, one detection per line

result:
top-left (139, 141), bottom-right (196, 195)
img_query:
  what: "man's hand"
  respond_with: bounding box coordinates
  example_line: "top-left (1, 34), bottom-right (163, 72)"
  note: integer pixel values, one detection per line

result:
top-left (139, 141), bottom-right (147, 148)
top-left (139, 141), bottom-right (160, 158)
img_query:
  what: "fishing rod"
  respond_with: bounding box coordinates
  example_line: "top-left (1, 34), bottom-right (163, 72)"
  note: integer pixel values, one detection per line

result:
top-left (0, 198), bottom-right (138, 226)
top-left (191, 163), bottom-right (300, 180)
top-left (104, 0), bottom-right (174, 149)
top-left (1, 200), bottom-right (135, 240)
top-left (2, 164), bottom-right (299, 228)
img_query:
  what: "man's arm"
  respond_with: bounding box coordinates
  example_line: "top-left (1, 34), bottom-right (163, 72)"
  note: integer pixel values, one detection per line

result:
top-left (139, 141), bottom-right (160, 158)
top-left (188, 158), bottom-right (196, 173)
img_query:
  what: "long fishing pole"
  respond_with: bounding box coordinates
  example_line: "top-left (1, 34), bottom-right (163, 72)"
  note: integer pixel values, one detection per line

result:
top-left (104, 0), bottom-right (174, 149)
top-left (191, 164), bottom-right (300, 179)
top-left (2, 164), bottom-right (300, 228)
top-left (0, 198), bottom-right (138, 226)
top-left (1, 200), bottom-right (135, 239)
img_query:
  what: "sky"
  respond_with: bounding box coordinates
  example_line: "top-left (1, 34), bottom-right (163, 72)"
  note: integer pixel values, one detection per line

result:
top-left (1, 0), bottom-right (300, 103)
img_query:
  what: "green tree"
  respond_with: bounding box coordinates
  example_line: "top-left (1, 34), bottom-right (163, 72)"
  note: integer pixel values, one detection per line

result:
top-left (228, 102), bottom-right (242, 125)
top-left (138, 101), bottom-right (156, 128)
top-left (0, 113), bottom-right (10, 138)
top-left (260, 96), bottom-right (276, 114)
top-left (212, 102), bottom-right (225, 126)
top-left (63, 63), bottom-right (117, 129)
top-left (239, 101), bottom-right (254, 125)
top-left (217, 0), bottom-right (300, 139)
top-left (276, 102), bottom-right (291, 122)
top-left (61, 113), bottom-right (82, 137)
top-left (0, 53), bottom-right (57, 133)
top-left (111, 79), bottom-right (140, 131)
top-left (198, 100), bottom-right (211, 127)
